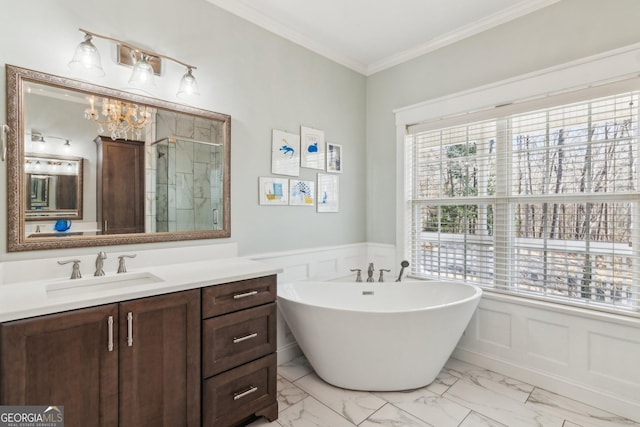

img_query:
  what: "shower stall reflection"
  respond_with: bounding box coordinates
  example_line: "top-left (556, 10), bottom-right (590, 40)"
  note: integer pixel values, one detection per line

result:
top-left (153, 137), bottom-right (224, 232)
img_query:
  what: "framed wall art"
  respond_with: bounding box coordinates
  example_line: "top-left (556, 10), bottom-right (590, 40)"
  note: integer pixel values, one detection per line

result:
top-left (289, 179), bottom-right (315, 206)
top-left (300, 126), bottom-right (325, 169)
top-left (259, 177), bottom-right (289, 205)
top-left (326, 142), bottom-right (342, 173)
top-left (271, 129), bottom-right (300, 176)
top-left (317, 173), bottom-right (339, 213)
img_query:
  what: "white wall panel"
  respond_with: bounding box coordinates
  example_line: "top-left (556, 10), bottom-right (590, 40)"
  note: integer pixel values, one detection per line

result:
top-left (526, 319), bottom-right (569, 367)
top-left (476, 308), bottom-right (512, 350)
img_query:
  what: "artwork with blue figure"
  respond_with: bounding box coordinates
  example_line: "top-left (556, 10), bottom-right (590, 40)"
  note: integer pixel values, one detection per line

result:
top-left (272, 129), bottom-right (300, 176)
top-left (280, 138), bottom-right (295, 158)
top-left (307, 141), bottom-right (318, 153)
top-left (301, 126), bottom-right (325, 169)
top-left (317, 173), bottom-right (339, 212)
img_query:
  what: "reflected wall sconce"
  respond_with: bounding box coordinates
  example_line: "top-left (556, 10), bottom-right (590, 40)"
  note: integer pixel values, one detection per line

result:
top-left (28, 130), bottom-right (72, 152)
top-left (69, 28), bottom-right (199, 98)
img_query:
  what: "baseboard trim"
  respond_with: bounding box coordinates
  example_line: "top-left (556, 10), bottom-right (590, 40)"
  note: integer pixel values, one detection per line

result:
top-left (452, 347), bottom-right (640, 423)
top-left (277, 342), bottom-right (302, 366)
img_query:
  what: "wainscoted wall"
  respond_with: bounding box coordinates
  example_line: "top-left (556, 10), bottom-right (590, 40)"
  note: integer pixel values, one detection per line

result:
top-left (454, 293), bottom-right (640, 422)
top-left (252, 243), bottom-right (640, 423)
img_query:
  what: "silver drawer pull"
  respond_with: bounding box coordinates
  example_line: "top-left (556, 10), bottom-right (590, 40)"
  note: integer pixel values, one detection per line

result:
top-left (233, 332), bottom-right (258, 344)
top-left (233, 386), bottom-right (258, 401)
top-left (127, 312), bottom-right (133, 347)
top-left (233, 290), bottom-right (258, 300)
top-left (108, 316), bottom-right (114, 352)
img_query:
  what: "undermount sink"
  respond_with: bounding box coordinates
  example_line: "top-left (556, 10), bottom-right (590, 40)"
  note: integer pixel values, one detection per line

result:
top-left (47, 272), bottom-right (164, 298)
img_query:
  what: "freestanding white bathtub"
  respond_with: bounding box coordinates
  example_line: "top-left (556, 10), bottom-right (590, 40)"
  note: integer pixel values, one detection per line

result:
top-left (277, 280), bottom-right (482, 391)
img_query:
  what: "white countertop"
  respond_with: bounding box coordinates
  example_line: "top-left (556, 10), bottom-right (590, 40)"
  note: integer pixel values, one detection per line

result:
top-left (0, 257), bottom-right (282, 322)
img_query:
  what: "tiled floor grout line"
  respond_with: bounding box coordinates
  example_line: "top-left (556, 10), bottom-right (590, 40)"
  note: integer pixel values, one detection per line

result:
top-left (291, 376), bottom-right (361, 426)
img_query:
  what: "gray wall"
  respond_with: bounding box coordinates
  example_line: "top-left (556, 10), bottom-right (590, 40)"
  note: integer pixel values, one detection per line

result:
top-left (0, 0), bottom-right (367, 260)
top-left (366, 0), bottom-right (640, 244)
top-left (2, 0), bottom-right (640, 261)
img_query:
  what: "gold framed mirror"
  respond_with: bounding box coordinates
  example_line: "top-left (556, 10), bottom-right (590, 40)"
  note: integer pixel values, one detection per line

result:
top-left (6, 65), bottom-right (231, 252)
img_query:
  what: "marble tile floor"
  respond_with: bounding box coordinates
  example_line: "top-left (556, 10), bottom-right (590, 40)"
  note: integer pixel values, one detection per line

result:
top-left (247, 356), bottom-right (639, 427)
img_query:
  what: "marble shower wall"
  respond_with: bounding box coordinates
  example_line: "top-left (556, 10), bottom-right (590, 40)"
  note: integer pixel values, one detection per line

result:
top-left (154, 112), bottom-right (224, 232)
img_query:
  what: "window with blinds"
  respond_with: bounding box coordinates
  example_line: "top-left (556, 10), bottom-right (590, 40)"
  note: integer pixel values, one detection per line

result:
top-left (406, 90), bottom-right (640, 314)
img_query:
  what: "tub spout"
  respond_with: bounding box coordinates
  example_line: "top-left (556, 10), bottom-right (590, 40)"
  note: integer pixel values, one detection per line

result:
top-left (396, 260), bottom-right (410, 282)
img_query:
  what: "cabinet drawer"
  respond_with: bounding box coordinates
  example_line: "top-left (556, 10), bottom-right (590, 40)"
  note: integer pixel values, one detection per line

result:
top-left (203, 353), bottom-right (277, 427)
top-left (202, 275), bottom-right (276, 318)
top-left (203, 303), bottom-right (276, 378)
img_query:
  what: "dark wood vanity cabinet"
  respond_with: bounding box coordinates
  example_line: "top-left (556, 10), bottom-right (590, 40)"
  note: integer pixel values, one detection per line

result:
top-left (201, 275), bottom-right (278, 427)
top-left (0, 289), bottom-right (201, 427)
top-left (0, 304), bottom-right (119, 427)
top-left (119, 290), bottom-right (201, 427)
top-left (0, 275), bottom-right (278, 427)
top-left (95, 136), bottom-right (145, 235)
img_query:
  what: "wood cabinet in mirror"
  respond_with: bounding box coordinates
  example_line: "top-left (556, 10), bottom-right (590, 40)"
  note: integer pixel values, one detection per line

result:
top-left (6, 65), bottom-right (231, 252)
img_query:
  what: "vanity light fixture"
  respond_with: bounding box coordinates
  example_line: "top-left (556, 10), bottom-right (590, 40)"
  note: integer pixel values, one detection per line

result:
top-left (69, 28), bottom-right (199, 98)
top-left (28, 131), bottom-right (73, 151)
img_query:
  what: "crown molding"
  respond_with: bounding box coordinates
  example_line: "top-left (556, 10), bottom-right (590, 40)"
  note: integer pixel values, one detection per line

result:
top-left (367, 0), bottom-right (562, 75)
top-left (206, 0), bottom-right (561, 76)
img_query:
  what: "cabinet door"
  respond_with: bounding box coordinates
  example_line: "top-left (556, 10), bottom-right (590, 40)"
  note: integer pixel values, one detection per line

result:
top-left (119, 290), bottom-right (200, 427)
top-left (0, 304), bottom-right (119, 427)
top-left (96, 137), bottom-right (145, 234)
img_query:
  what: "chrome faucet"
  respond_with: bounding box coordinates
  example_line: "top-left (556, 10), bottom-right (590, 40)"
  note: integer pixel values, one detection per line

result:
top-left (58, 259), bottom-right (82, 279)
top-left (94, 251), bottom-right (107, 276)
top-left (378, 269), bottom-right (391, 282)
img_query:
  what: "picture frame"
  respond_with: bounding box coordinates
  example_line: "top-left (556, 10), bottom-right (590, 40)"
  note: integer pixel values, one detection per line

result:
top-left (317, 173), bottom-right (339, 213)
top-left (289, 179), bottom-right (315, 206)
top-left (326, 142), bottom-right (342, 173)
top-left (300, 126), bottom-right (325, 170)
top-left (271, 129), bottom-right (300, 176)
top-left (259, 177), bottom-right (289, 205)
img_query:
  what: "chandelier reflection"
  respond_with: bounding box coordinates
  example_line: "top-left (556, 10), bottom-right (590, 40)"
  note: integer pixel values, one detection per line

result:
top-left (84, 97), bottom-right (153, 140)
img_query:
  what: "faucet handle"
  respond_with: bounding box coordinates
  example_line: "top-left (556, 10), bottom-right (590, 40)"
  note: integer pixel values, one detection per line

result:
top-left (350, 269), bottom-right (362, 282)
top-left (58, 259), bottom-right (82, 279)
top-left (117, 254), bottom-right (137, 273)
top-left (378, 269), bottom-right (391, 282)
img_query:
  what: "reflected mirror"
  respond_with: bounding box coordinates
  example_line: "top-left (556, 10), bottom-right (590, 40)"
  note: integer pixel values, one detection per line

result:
top-left (25, 154), bottom-right (83, 221)
top-left (6, 65), bottom-right (231, 251)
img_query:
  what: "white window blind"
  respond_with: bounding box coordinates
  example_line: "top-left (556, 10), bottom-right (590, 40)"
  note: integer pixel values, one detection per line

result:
top-left (407, 90), bottom-right (640, 314)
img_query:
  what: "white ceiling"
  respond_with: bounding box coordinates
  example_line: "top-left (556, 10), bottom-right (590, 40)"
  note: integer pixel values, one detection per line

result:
top-left (205, 0), bottom-right (560, 75)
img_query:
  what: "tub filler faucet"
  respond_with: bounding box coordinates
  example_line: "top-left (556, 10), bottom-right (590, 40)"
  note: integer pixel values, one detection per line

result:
top-left (366, 263), bottom-right (375, 282)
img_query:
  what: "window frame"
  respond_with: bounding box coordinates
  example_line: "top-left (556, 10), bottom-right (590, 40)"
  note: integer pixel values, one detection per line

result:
top-left (395, 43), bottom-right (640, 317)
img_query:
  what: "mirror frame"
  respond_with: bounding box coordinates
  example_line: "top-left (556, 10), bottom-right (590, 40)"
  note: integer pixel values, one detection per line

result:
top-left (6, 65), bottom-right (231, 252)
